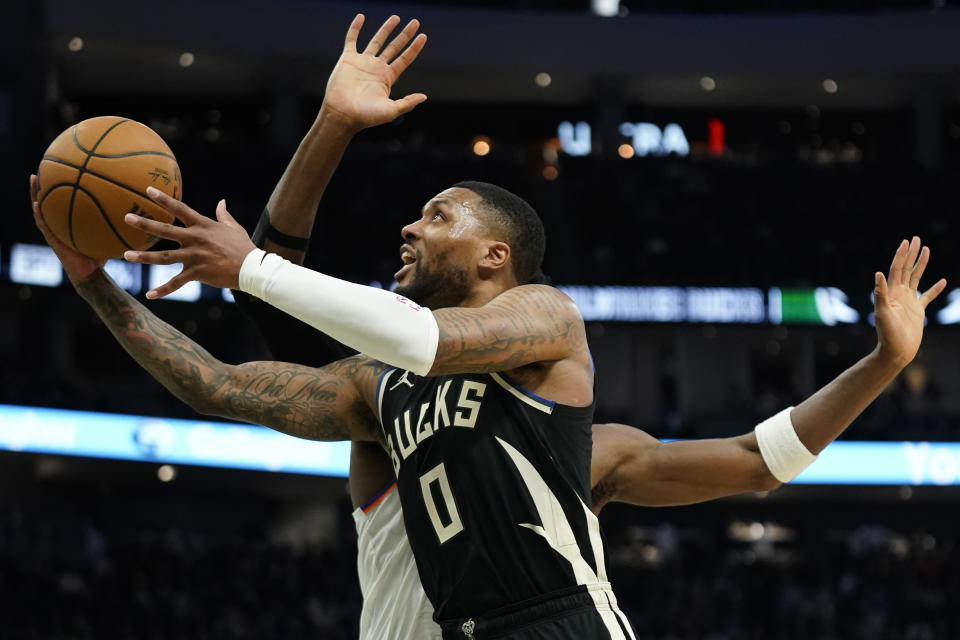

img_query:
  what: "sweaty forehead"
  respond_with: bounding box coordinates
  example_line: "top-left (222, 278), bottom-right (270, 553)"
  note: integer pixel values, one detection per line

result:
top-left (422, 187), bottom-right (483, 215)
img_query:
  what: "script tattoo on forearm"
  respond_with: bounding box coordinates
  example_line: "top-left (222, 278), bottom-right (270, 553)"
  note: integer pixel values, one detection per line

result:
top-left (76, 271), bottom-right (385, 441)
top-left (222, 356), bottom-right (388, 441)
top-left (432, 286), bottom-right (583, 373)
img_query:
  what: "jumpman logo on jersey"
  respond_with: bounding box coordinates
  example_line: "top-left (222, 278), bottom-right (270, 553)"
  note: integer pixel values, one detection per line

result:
top-left (390, 371), bottom-right (415, 391)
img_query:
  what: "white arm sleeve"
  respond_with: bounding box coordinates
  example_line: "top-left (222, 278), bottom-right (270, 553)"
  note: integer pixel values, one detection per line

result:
top-left (238, 249), bottom-right (439, 375)
top-left (754, 407), bottom-right (818, 483)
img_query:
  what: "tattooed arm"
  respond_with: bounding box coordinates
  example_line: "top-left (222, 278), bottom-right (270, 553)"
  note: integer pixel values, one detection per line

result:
top-left (430, 284), bottom-right (588, 375)
top-left (427, 285), bottom-right (593, 406)
top-left (31, 174), bottom-right (384, 442)
top-left (75, 270), bottom-right (384, 442)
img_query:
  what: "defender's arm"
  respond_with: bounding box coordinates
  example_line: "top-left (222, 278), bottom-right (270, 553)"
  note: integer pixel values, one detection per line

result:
top-left (590, 345), bottom-right (901, 510)
top-left (590, 351), bottom-right (912, 511)
top-left (591, 237), bottom-right (946, 512)
top-left (126, 14), bottom-right (428, 300)
top-left (590, 426), bottom-right (776, 512)
top-left (253, 14), bottom-right (427, 263)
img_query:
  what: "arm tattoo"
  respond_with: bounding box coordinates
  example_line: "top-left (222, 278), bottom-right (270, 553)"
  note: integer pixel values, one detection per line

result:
top-left (432, 286), bottom-right (584, 374)
top-left (221, 356), bottom-right (389, 441)
top-left (76, 270), bottom-right (386, 442)
top-left (591, 479), bottom-right (616, 511)
top-left (76, 271), bottom-right (230, 412)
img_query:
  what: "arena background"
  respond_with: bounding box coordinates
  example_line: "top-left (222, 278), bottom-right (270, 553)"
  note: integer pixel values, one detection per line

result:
top-left (2, 1), bottom-right (960, 638)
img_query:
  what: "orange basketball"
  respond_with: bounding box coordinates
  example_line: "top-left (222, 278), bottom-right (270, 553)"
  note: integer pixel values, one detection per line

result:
top-left (37, 116), bottom-right (182, 259)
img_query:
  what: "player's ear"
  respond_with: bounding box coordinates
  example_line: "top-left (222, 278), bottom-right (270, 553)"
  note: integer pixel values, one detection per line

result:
top-left (478, 241), bottom-right (510, 273)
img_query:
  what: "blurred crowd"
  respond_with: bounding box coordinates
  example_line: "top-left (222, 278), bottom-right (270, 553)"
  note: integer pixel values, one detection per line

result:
top-left (1, 504), bottom-right (956, 639)
top-left (0, 504), bottom-right (362, 640)
top-left (606, 518), bottom-right (959, 640)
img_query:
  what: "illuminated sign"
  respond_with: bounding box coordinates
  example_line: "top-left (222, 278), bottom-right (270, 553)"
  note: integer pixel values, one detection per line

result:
top-left (2, 403), bottom-right (957, 485)
top-left (10, 243), bottom-right (62, 287)
top-left (619, 122), bottom-right (690, 157)
top-left (5, 244), bottom-right (958, 326)
top-left (937, 289), bottom-right (960, 325)
top-left (768, 287), bottom-right (860, 325)
top-left (560, 286), bottom-right (766, 323)
top-left (558, 121), bottom-right (591, 156)
top-left (558, 121), bottom-right (691, 158)
top-left (104, 259), bottom-right (142, 293)
top-left (148, 264), bottom-right (202, 302)
top-left (793, 441), bottom-right (960, 486)
top-left (0, 403), bottom-right (350, 477)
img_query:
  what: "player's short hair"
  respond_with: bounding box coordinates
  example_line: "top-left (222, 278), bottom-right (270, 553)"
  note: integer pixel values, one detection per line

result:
top-left (453, 180), bottom-right (547, 285)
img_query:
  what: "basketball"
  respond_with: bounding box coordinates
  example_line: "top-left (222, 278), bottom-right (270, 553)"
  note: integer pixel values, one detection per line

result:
top-left (36, 116), bottom-right (182, 259)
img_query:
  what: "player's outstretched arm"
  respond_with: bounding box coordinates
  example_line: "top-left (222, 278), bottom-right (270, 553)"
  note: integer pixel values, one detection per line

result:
top-left (589, 426), bottom-right (774, 511)
top-left (231, 14), bottom-right (426, 365)
top-left (590, 237), bottom-right (947, 512)
top-left (124, 13), bottom-right (429, 300)
top-left (74, 270), bottom-right (382, 442)
top-left (30, 182), bottom-right (383, 443)
top-left (254, 13), bottom-right (428, 263)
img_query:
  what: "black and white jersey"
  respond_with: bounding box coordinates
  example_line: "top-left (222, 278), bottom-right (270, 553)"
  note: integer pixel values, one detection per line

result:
top-left (376, 367), bottom-right (630, 634)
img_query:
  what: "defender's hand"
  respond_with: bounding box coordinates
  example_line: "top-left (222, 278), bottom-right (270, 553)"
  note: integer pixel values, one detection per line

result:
top-left (30, 174), bottom-right (106, 286)
top-left (321, 13), bottom-right (428, 132)
top-left (123, 187), bottom-right (255, 299)
top-left (873, 236), bottom-right (947, 368)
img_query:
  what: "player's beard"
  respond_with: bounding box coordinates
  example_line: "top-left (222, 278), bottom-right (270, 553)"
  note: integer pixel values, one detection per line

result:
top-left (395, 252), bottom-right (471, 310)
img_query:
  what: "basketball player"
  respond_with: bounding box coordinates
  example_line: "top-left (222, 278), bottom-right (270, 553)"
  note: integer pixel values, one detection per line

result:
top-left (33, 171), bottom-right (947, 640)
top-left (201, 16), bottom-right (951, 639)
top-left (222, 16), bottom-right (438, 638)
top-left (31, 16), bottom-right (946, 640)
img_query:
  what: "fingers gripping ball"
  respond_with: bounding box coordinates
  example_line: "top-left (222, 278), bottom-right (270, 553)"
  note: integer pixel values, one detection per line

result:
top-left (36, 116), bottom-right (182, 259)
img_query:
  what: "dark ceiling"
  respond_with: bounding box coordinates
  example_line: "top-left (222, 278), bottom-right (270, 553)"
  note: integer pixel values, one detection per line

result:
top-left (42, 0), bottom-right (960, 109)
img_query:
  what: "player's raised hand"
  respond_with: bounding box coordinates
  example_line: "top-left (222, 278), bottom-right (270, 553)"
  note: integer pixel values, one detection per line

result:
top-left (29, 174), bottom-right (106, 286)
top-left (321, 13), bottom-right (428, 131)
top-left (123, 187), bottom-right (255, 299)
top-left (873, 236), bottom-right (947, 367)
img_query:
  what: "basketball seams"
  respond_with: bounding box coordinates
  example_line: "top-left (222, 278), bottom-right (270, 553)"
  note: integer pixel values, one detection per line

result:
top-left (68, 119), bottom-right (133, 251)
top-left (41, 156), bottom-right (82, 170)
top-left (70, 159), bottom-right (162, 201)
top-left (40, 180), bottom-right (140, 254)
top-left (40, 117), bottom-right (180, 258)
top-left (77, 174), bottom-right (174, 250)
top-left (38, 183), bottom-right (80, 246)
top-left (71, 119), bottom-right (131, 155)
top-left (43, 156), bottom-right (178, 204)
top-left (72, 118), bottom-right (175, 160)
top-left (88, 150), bottom-right (177, 160)
top-left (80, 167), bottom-right (178, 249)
top-left (39, 182), bottom-right (81, 207)
top-left (74, 184), bottom-right (136, 252)
top-left (66, 131), bottom-right (83, 247)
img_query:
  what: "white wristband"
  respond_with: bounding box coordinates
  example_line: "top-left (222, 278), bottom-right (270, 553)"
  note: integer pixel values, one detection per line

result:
top-left (754, 407), bottom-right (817, 483)
top-left (238, 249), bottom-right (439, 376)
